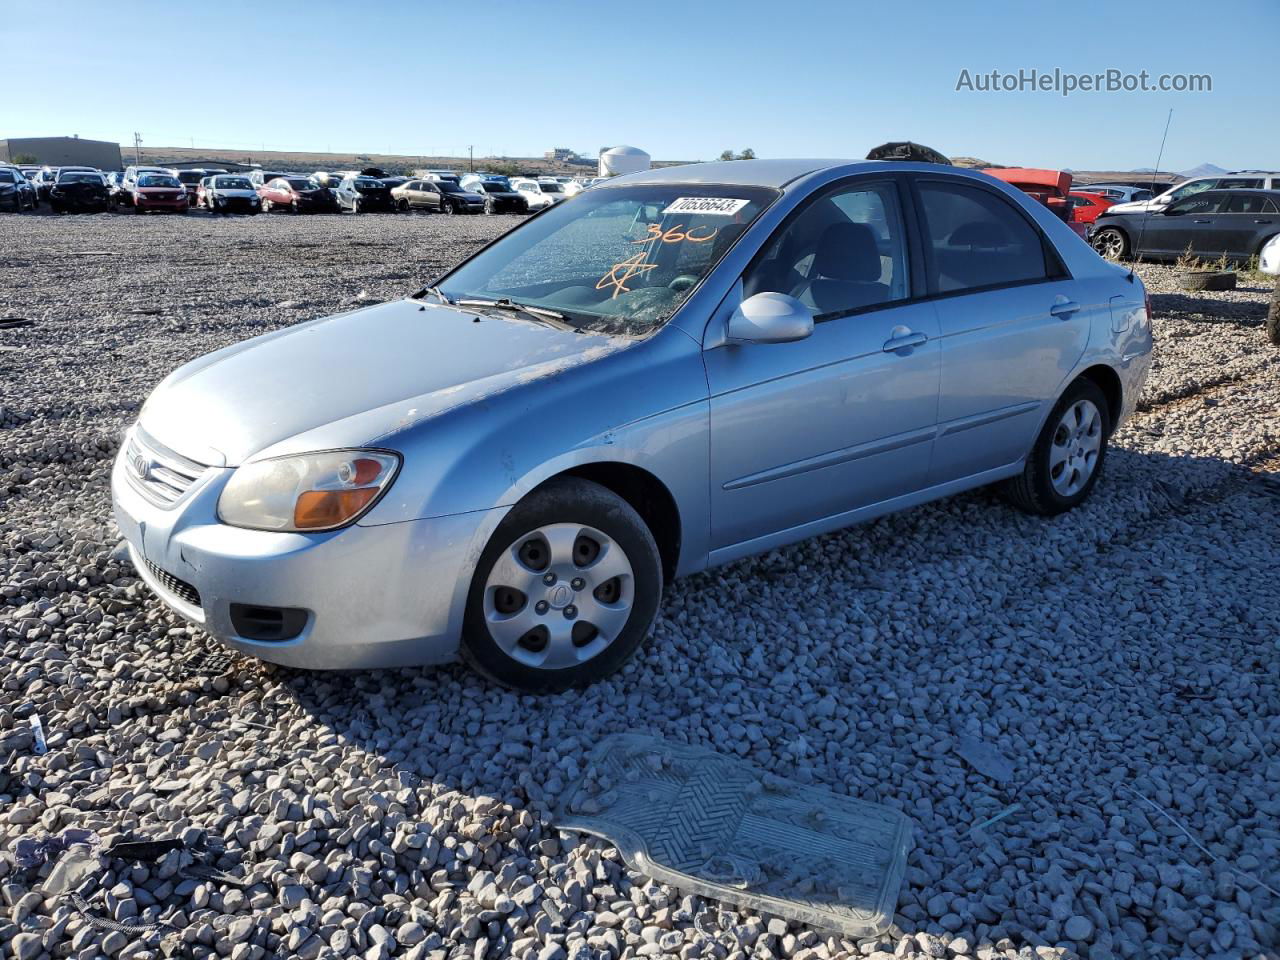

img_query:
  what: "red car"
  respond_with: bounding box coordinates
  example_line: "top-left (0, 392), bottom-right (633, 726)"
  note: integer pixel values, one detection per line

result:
top-left (983, 168), bottom-right (1088, 239)
top-left (258, 176), bottom-right (339, 214)
top-left (131, 172), bottom-right (189, 214)
top-left (1067, 191), bottom-right (1117, 226)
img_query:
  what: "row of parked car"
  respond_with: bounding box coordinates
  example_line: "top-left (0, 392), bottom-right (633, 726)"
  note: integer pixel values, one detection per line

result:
top-left (978, 167), bottom-right (1280, 264)
top-left (0, 161), bottom-right (604, 217)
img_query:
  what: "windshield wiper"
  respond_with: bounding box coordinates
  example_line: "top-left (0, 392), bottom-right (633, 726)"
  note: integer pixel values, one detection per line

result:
top-left (420, 286), bottom-right (452, 305)
top-left (455, 298), bottom-right (575, 331)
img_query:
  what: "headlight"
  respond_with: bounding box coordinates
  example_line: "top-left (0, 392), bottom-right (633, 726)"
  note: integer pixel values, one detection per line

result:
top-left (218, 450), bottom-right (400, 532)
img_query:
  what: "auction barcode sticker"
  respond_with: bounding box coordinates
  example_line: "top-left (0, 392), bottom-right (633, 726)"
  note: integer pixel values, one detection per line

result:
top-left (662, 197), bottom-right (751, 216)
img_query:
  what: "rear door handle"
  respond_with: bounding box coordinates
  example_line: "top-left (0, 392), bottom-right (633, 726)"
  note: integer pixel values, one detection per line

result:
top-left (882, 330), bottom-right (928, 353)
top-left (1050, 298), bottom-right (1081, 319)
top-left (1192, 218), bottom-right (1212, 224)
top-left (1254, 219), bottom-right (1273, 224)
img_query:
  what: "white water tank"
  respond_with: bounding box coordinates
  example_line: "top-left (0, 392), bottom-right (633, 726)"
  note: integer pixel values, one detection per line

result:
top-left (599, 145), bottom-right (650, 178)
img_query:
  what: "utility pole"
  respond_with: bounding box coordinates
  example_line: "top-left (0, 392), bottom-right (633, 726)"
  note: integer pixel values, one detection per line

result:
top-left (469, 145), bottom-right (474, 172)
top-left (133, 132), bottom-right (142, 164)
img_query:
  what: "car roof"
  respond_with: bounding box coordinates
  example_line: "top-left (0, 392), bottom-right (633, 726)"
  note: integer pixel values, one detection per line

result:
top-left (613, 158), bottom-right (992, 190)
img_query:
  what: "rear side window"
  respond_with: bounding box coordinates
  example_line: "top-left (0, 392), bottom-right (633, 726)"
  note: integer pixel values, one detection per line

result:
top-left (916, 181), bottom-right (1050, 294)
top-left (1223, 194), bottom-right (1278, 214)
top-left (1217, 178), bottom-right (1264, 189)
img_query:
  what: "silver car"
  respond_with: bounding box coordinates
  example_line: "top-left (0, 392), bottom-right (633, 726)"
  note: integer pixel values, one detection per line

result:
top-left (112, 159), bottom-right (1152, 691)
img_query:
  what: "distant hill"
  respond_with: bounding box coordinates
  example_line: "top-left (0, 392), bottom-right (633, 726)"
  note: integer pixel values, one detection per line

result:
top-left (1180, 162), bottom-right (1228, 178)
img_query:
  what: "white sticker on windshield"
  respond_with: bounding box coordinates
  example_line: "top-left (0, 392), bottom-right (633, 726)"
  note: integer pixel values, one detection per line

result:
top-left (661, 197), bottom-right (750, 217)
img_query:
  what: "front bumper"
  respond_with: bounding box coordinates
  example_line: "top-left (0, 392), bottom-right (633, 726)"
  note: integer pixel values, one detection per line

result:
top-left (110, 442), bottom-right (499, 669)
top-left (136, 197), bottom-right (188, 211)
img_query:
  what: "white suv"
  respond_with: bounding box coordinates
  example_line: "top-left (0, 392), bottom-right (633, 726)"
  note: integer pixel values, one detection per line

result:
top-left (1108, 170), bottom-right (1280, 215)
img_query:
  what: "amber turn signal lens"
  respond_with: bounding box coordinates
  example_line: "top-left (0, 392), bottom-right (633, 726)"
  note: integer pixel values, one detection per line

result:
top-left (293, 488), bottom-right (379, 530)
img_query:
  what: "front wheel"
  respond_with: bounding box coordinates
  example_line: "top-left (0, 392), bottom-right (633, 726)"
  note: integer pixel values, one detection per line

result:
top-left (441, 200), bottom-right (454, 215)
top-left (1092, 227), bottom-right (1129, 262)
top-left (462, 479), bottom-right (662, 693)
top-left (1002, 378), bottom-right (1110, 516)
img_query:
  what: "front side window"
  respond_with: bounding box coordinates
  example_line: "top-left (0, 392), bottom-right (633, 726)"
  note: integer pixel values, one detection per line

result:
top-left (743, 180), bottom-right (908, 318)
top-left (916, 180), bottom-right (1051, 294)
top-left (1166, 195), bottom-right (1222, 216)
top-left (438, 184), bottom-right (776, 336)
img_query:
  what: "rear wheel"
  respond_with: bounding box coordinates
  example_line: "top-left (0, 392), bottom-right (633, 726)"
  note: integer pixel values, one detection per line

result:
top-left (397, 198), bottom-right (409, 212)
top-left (442, 200), bottom-right (454, 215)
top-left (1002, 378), bottom-right (1110, 516)
top-left (1092, 227), bottom-right (1129, 262)
top-left (462, 479), bottom-right (662, 693)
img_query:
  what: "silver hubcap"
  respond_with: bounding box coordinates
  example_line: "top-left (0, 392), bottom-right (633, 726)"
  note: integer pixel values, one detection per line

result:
top-left (1049, 399), bottom-right (1102, 497)
top-left (483, 523), bottom-right (634, 670)
top-left (1096, 230), bottom-right (1123, 260)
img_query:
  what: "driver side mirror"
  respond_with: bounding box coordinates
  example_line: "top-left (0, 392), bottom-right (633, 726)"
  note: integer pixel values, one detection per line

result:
top-left (727, 292), bottom-right (815, 344)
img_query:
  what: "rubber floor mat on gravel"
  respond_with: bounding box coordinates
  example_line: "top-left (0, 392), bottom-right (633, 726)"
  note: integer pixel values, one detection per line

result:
top-left (554, 734), bottom-right (912, 937)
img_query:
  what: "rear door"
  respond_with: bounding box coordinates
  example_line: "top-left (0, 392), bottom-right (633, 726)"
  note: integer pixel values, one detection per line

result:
top-left (1210, 194), bottom-right (1279, 259)
top-left (911, 176), bottom-right (1091, 483)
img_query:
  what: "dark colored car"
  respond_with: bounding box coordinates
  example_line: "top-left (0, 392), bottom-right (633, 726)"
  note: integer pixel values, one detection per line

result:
top-left (390, 179), bottom-right (444, 213)
top-left (132, 173), bottom-right (189, 214)
top-left (175, 169), bottom-right (224, 205)
top-left (335, 176), bottom-right (394, 213)
top-left (31, 167), bottom-right (61, 201)
top-left (260, 177), bottom-right (339, 214)
top-left (49, 170), bottom-right (111, 213)
top-left (435, 180), bottom-right (487, 215)
top-left (0, 167), bottom-right (38, 211)
top-left (1092, 189), bottom-right (1280, 263)
top-left (472, 180), bottom-right (528, 214)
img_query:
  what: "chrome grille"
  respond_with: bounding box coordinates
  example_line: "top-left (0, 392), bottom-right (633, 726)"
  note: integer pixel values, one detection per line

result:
top-left (143, 557), bottom-right (201, 606)
top-left (124, 429), bottom-right (208, 507)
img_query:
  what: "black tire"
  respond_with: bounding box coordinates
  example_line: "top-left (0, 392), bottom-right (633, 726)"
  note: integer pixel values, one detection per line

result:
top-left (1092, 227), bottom-right (1129, 262)
top-left (442, 200), bottom-right (454, 215)
top-left (397, 198), bottom-right (409, 212)
top-left (1002, 378), bottom-right (1111, 516)
top-left (352, 200), bottom-right (361, 214)
top-left (461, 478), bottom-right (663, 693)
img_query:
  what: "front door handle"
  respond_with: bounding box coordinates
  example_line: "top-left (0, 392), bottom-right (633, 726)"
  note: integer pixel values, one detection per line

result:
top-left (1050, 298), bottom-right (1081, 319)
top-left (1192, 218), bottom-right (1212, 224)
top-left (1254, 219), bottom-right (1274, 224)
top-left (882, 329), bottom-right (928, 353)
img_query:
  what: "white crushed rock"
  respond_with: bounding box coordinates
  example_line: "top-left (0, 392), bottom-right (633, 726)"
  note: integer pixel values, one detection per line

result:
top-left (2, 215), bottom-right (1278, 960)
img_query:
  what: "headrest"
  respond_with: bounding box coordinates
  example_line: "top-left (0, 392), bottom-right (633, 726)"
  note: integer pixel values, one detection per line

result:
top-left (813, 222), bottom-right (882, 282)
top-left (949, 221), bottom-right (1011, 248)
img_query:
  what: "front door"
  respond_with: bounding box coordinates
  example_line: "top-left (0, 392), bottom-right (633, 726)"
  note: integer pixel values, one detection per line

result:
top-left (705, 178), bottom-right (940, 551)
top-left (1140, 193), bottom-right (1225, 258)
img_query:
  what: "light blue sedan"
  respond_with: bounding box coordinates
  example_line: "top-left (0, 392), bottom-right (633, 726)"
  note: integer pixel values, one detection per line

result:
top-left (112, 159), bottom-right (1152, 691)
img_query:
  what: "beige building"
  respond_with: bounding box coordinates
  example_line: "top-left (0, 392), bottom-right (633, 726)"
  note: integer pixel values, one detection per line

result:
top-left (0, 136), bottom-right (123, 169)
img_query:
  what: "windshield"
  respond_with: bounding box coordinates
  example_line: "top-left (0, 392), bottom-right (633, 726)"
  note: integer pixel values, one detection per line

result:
top-left (479, 183), bottom-right (506, 193)
top-left (540, 182), bottom-right (564, 193)
top-left (138, 175), bottom-right (180, 188)
top-left (517, 183), bottom-right (541, 193)
top-left (438, 185), bottom-right (775, 337)
top-left (214, 176), bottom-right (253, 189)
top-left (438, 182), bottom-right (464, 193)
top-left (178, 172), bottom-right (203, 184)
top-left (58, 172), bottom-right (102, 184)
top-left (287, 178), bottom-right (316, 190)
top-left (355, 178), bottom-right (383, 189)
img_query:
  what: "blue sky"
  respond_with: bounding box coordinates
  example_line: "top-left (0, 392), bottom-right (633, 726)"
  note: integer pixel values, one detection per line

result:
top-left (4, 0), bottom-right (1274, 171)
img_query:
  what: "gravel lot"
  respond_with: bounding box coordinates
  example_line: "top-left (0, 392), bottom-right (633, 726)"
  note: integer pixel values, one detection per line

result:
top-left (2, 211), bottom-right (1278, 960)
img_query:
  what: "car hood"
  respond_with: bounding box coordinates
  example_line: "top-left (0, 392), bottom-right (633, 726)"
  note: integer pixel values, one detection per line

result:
top-left (139, 298), bottom-right (632, 466)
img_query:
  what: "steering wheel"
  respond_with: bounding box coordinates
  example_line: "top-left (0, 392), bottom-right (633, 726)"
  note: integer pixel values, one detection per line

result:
top-left (668, 275), bottom-right (699, 292)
